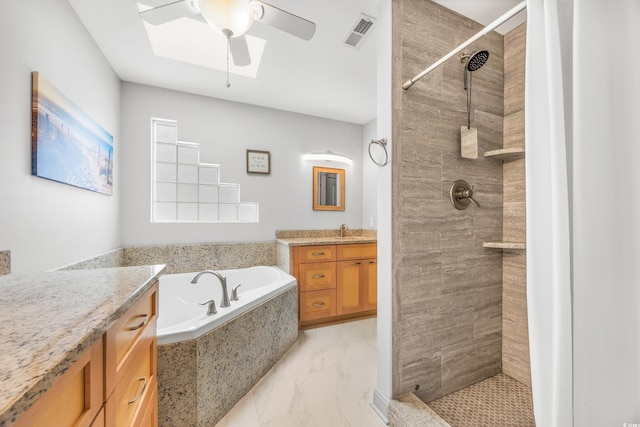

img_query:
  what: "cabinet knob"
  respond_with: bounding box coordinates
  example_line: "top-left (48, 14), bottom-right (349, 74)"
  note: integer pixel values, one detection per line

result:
top-left (312, 302), bottom-right (326, 307)
top-left (312, 274), bottom-right (326, 279)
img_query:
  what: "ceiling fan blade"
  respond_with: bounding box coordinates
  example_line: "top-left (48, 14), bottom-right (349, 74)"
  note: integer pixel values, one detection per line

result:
top-left (135, 0), bottom-right (175, 7)
top-left (139, 0), bottom-right (199, 25)
top-left (229, 35), bottom-right (251, 67)
top-left (252, 0), bottom-right (316, 41)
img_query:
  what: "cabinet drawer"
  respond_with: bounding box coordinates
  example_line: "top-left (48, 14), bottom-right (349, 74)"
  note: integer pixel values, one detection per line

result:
top-left (106, 283), bottom-right (158, 396)
top-left (14, 338), bottom-right (104, 427)
top-left (298, 245), bottom-right (336, 263)
top-left (106, 330), bottom-right (157, 427)
top-left (299, 262), bottom-right (336, 291)
top-left (299, 289), bottom-right (337, 321)
top-left (336, 243), bottom-right (377, 260)
top-left (136, 384), bottom-right (158, 427)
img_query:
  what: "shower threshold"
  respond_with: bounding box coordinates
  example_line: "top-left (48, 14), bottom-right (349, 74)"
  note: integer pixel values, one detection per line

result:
top-left (427, 373), bottom-right (535, 427)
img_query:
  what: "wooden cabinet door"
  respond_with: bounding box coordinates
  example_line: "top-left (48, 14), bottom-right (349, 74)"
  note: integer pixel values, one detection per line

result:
top-left (337, 259), bottom-right (377, 315)
top-left (337, 260), bottom-right (364, 315)
top-left (364, 260), bottom-right (377, 311)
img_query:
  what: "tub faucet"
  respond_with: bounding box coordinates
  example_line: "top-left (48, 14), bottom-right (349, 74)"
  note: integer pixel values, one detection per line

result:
top-left (190, 270), bottom-right (231, 308)
top-left (340, 224), bottom-right (349, 237)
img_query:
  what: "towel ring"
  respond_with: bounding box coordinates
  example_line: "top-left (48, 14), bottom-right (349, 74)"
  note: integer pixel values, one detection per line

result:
top-left (368, 138), bottom-right (389, 166)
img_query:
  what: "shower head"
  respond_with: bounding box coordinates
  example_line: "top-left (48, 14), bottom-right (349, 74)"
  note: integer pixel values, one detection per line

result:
top-left (461, 50), bottom-right (489, 129)
top-left (461, 50), bottom-right (489, 72)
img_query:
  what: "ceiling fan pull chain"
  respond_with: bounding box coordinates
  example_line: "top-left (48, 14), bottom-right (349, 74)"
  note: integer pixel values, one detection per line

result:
top-left (225, 35), bottom-right (231, 88)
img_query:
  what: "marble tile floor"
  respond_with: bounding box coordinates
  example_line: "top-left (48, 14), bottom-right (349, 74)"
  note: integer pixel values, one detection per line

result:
top-left (215, 317), bottom-right (387, 427)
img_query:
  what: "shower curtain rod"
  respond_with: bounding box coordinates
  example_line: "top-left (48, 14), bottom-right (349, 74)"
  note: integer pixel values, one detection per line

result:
top-left (402, 0), bottom-right (527, 90)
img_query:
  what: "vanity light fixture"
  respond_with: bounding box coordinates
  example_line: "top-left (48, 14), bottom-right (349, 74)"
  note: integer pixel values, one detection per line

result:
top-left (303, 151), bottom-right (353, 166)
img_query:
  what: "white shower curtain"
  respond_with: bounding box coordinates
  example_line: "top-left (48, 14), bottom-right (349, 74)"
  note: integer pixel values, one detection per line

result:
top-left (526, 0), bottom-right (640, 426)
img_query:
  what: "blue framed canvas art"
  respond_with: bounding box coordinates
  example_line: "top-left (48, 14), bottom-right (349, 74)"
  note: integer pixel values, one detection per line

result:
top-left (31, 72), bottom-right (114, 195)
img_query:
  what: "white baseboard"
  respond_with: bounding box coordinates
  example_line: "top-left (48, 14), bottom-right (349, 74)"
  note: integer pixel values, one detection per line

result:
top-left (371, 388), bottom-right (390, 424)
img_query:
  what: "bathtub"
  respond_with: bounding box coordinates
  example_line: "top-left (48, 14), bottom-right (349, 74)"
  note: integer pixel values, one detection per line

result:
top-left (157, 265), bottom-right (299, 426)
top-left (157, 265), bottom-right (297, 345)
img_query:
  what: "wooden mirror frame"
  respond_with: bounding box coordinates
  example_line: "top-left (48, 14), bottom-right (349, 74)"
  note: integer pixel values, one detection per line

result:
top-left (313, 166), bottom-right (345, 211)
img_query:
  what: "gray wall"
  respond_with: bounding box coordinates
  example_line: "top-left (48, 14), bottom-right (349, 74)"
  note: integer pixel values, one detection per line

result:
top-left (0, 0), bottom-right (121, 273)
top-left (119, 83), bottom-right (365, 246)
top-left (391, 0), bottom-right (504, 402)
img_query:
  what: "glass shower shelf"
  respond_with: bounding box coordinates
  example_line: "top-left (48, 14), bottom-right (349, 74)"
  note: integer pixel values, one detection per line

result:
top-left (483, 147), bottom-right (525, 161)
top-left (483, 241), bottom-right (526, 250)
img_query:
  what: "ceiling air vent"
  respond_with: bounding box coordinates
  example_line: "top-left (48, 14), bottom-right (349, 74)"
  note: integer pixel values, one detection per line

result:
top-left (343, 14), bottom-right (375, 49)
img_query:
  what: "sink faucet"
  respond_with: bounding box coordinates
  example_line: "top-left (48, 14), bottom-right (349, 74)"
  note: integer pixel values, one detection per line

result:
top-left (340, 224), bottom-right (349, 238)
top-left (190, 270), bottom-right (231, 308)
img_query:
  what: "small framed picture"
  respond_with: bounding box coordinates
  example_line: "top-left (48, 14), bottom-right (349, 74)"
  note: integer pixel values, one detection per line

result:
top-left (246, 149), bottom-right (270, 174)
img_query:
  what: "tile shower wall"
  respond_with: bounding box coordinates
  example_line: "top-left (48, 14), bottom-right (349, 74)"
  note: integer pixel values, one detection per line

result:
top-left (391, 0), bottom-right (504, 402)
top-left (502, 23), bottom-right (530, 386)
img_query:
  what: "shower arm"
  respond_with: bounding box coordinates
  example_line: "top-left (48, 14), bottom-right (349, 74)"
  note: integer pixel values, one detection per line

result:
top-left (402, 0), bottom-right (526, 90)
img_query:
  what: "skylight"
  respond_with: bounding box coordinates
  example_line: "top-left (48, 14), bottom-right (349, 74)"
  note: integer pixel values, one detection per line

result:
top-left (142, 17), bottom-right (266, 78)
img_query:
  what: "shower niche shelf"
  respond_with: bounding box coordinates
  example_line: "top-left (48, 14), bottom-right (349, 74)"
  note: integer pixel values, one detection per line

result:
top-left (484, 147), bottom-right (525, 161)
top-left (483, 241), bottom-right (526, 250)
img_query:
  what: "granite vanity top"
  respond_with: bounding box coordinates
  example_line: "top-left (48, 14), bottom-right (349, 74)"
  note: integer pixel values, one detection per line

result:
top-left (276, 236), bottom-right (377, 246)
top-left (0, 264), bottom-right (165, 427)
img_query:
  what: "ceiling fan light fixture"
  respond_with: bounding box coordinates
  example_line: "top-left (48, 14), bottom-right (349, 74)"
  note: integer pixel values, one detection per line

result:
top-left (197, 0), bottom-right (255, 37)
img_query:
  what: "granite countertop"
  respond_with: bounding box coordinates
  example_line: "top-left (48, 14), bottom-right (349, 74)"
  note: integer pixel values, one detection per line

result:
top-left (276, 236), bottom-right (377, 246)
top-left (0, 265), bottom-right (165, 427)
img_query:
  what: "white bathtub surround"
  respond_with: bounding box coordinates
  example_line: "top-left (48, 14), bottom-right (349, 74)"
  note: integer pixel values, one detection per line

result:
top-left (157, 266), bottom-right (297, 344)
top-left (215, 318), bottom-right (386, 427)
top-left (157, 275), bottom-right (298, 427)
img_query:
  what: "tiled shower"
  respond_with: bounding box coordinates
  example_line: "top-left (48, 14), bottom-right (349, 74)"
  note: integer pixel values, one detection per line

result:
top-left (390, 0), bottom-right (530, 415)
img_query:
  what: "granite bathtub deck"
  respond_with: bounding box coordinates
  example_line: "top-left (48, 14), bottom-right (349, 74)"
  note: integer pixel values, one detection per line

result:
top-left (0, 265), bottom-right (165, 427)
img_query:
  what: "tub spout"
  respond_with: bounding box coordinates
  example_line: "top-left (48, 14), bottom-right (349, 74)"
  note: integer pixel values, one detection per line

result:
top-left (190, 270), bottom-right (231, 308)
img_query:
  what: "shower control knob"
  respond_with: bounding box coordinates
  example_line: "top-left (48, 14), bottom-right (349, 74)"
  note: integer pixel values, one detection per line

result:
top-left (450, 180), bottom-right (481, 210)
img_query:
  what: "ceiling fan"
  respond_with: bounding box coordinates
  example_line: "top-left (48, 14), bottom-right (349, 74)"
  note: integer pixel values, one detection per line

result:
top-left (136, 0), bottom-right (316, 68)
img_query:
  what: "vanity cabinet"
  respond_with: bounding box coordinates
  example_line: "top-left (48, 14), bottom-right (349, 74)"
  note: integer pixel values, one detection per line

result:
top-left (14, 282), bottom-right (158, 427)
top-left (105, 282), bottom-right (158, 427)
top-left (292, 243), bottom-right (376, 328)
top-left (13, 339), bottom-right (104, 427)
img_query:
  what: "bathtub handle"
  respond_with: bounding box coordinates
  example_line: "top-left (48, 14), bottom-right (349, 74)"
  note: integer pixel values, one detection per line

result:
top-left (231, 284), bottom-right (241, 301)
top-left (199, 300), bottom-right (218, 315)
top-left (312, 302), bottom-right (326, 307)
top-left (127, 314), bottom-right (149, 331)
top-left (128, 376), bottom-right (147, 404)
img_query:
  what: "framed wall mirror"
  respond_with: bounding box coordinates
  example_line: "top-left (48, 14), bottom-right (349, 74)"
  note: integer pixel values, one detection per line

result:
top-left (313, 166), bottom-right (345, 211)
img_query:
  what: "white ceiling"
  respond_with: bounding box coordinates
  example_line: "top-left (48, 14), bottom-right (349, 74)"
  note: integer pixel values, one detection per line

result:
top-left (68, 0), bottom-right (526, 125)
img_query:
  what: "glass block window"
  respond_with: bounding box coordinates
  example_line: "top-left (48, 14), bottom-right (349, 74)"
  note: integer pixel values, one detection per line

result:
top-left (151, 118), bottom-right (259, 223)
